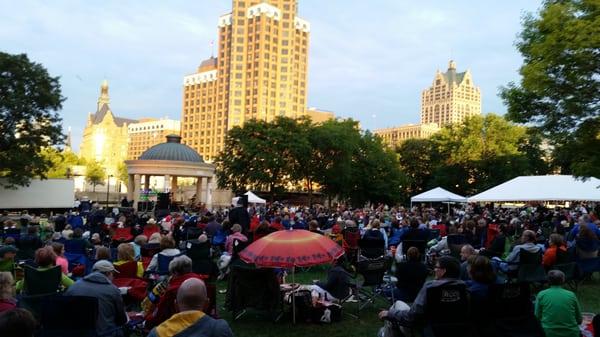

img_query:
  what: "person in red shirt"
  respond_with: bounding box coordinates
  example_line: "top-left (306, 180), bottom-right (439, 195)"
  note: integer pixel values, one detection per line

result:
top-left (543, 233), bottom-right (568, 268)
top-left (269, 216), bottom-right (284, 231)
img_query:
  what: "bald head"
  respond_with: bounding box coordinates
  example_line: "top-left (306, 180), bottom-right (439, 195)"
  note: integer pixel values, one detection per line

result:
top-left (176, 278), bottom-right (207, 312)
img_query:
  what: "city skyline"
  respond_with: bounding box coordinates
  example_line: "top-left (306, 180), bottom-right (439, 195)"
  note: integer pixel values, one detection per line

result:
top-left (0, 0), bottom-right (541, 151)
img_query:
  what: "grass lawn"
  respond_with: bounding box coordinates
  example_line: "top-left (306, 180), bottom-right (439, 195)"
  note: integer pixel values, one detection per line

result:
top-left (215, 266), bottom-right (600, 337)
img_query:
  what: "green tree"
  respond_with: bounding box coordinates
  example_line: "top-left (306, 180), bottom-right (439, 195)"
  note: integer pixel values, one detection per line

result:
top-left (40, 148), bottom-right (82, 178)
top-left (215, 117), bottom-right (310, 200)
top-left (117, 162), bottom-right (129, 186)
top-left (347, 132), bottom-right (405, 207)
top-left (85, 160), bottom-right (106, 192)
top-left (396, 138), bottom-right (436, 198)
top-left (430, 114), bottom-right (534, 195)
top-left (0, 52), bottom-right (65, 188)
top-left (500, 0), bottom-right (600, 177)
top-left (304, 118), bottom-right (362, 204)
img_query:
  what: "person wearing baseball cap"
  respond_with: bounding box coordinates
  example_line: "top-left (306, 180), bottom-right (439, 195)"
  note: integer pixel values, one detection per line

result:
top-left (66, 260), bottom-right (127, 336)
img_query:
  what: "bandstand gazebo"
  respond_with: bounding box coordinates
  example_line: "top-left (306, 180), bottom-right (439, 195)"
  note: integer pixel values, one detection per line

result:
top-left (125, 134), bottom-right (216, 210)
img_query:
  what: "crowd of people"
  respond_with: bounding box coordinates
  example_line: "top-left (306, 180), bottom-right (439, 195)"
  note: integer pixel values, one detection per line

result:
top-left (0, 199), bottom-right (598, 337)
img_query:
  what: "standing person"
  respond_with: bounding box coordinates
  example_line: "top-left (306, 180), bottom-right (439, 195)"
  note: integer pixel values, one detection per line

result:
top-left (147, 278), bottom-right (233, 337)
top-left (535, 270), bottom-right (582, 337)
top-left (66, 260), bottom-right (127, 337)
top-left (228, 197), bottom-right (250, 234)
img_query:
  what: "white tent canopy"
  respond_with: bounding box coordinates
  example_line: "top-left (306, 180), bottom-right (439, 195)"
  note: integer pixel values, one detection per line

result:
top-left (232, 191), bottom-right (267, 205)
top-left (468, 175), bottom-right (600, 202)
top-left (411, 187), bottom-right (467, 203)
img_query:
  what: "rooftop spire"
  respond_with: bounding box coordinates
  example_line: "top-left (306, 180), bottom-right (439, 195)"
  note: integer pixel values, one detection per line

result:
top-left (97, 79), bottom-right (110, 110)
top-left (448, 60), bottom-right (456, 70)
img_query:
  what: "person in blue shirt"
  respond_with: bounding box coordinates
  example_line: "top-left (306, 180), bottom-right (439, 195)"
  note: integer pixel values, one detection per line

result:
top-left (568, 214), bottom-right (600, 241)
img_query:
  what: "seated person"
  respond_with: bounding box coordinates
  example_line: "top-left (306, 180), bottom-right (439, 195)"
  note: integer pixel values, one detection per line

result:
top-left (16, 246), bottom-right (74, 292)
top-left (131, 235), bottom-right (147, 260)
top-left (113, 243), bottom-right (144, 278)
top-left (16, 226), bottom-right (43, 260)
top-left (0, 272), bottom-right (16, 313)
top-left (535, 270), bottom-right (582, 337)
top-left (224, 224), bottom-right (247, 255)
top-left (543, 234), bottom-right (568, 268)
top-left (148, 278), bottom-right (233, 337)
top-left (400, 219), bottom-right (430, 242)
top-left (0, 246), bottom-right (17, 273)
top-left (64, 228), bottom-right (92, 254)
top-left (253, 220), bottom-right (271, 241)
top-left (51, 242), bottom-right (69, 274)
top-left (146, 236), bottom-right (181, 273)
top-left (0, 308), bottom-right (37, 337)
top-left (144, 255), bottom-right (207, 328)
top-left (310, 255), bottom-right (353, 301)
top-left (459, 244), bottom-right (476, 280)
top-left (308, 220), bottom-right (324, 235)
top-left (575, 225), bottom-right (599, 258)
top-left (504, 230), bottom-right (542, 270)
top-left (465, 255), bottom-right (497, 302)
top-left (95, 246), bottom-right (112, 261)
top-left (391, 247), bottom-right (428, 302)
top-left (480, 224), bottom-right (508, 258)
top-left (378, 256), bottom-right (463, 334)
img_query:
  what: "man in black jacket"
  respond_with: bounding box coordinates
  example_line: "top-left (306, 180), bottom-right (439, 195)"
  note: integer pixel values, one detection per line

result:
top-left (228, 196), bottom-right (250, 234)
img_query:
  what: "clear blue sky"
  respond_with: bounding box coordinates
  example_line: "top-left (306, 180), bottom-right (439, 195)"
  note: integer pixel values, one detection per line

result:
top-left (1, 1), bottom-right (541, 151)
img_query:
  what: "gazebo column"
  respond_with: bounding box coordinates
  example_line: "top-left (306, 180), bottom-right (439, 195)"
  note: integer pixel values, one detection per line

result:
top-left (133, 174), bottom-right (141, 210)
top-left (205, 177), bottom-right (213, 210)
top-left (164, 174), bottom-right (171, 192)
top-left (171, 176), bottom-right (178, 201)
top-left (195, 177), bottom-right (202, 205)
top-left (144, 175), bottom-right (151, 191)
top-left (127, 174), bottom-right (135, 201)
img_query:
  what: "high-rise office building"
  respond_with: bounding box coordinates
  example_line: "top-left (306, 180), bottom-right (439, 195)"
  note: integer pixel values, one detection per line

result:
top-left (127, 118), bottom-right (181, 160)
top-left (181, 0), bottom-right (310, 161)
top-left (420, 60), bottom-right (481, 127)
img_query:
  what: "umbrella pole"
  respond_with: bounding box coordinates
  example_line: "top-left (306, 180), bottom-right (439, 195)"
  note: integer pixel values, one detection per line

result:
top-left (292, 266), bottom-right (296, 324)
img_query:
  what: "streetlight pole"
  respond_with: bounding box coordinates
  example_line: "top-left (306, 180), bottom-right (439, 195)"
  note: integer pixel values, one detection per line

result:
top-left (106, 174), bottom-right (113, 208)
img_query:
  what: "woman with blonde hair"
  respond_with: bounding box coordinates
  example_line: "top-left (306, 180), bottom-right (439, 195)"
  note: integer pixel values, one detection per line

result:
top-left (0, 272), bottom-right (16, 313)
top-left (113, 243), bottom-right (144, 278)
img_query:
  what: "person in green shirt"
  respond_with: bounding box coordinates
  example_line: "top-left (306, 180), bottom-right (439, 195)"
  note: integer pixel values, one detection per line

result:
top-left (535, 270), bottom-right (582, 337)
top-left (15, 246), bottom-right (74, 292)
top-left (0, 246), bottom-right (17, 274)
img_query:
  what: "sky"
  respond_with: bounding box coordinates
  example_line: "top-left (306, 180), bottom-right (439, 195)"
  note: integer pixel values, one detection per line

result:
top-left (1, 0), bottom-right (542, 152)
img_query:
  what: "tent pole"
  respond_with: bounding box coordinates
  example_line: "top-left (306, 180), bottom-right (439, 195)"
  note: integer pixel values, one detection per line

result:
top-left (292, 266), bottom-right (296, 324)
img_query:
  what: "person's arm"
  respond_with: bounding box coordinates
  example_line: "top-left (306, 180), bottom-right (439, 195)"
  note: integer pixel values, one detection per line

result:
top-left (505, 245), bottom-right (520, 263)
top-left (574, 294), bottom-right (582, 325)
top-left (147, 254), bottom-right (158, 272)
top-left (387, 282), bottom-right (428, 326)
top-left (534, 293), bottom-right (542, 320)
top-left (61, 273), bottom-right (75, 288)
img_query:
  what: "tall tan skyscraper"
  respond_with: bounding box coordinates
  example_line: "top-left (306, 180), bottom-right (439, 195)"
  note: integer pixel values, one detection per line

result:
top-left (181, 0), bottom-right (310, 161)
top-left (420, 60), bottom-right (481, 127)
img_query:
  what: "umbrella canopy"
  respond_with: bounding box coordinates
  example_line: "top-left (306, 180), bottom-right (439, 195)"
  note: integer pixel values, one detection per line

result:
top-left (239, 229), bottom-right (344, 268)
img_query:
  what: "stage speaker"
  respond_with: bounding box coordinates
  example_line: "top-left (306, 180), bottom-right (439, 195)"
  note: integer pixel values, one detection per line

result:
top-left (157, 193), bottom-right (171, 210)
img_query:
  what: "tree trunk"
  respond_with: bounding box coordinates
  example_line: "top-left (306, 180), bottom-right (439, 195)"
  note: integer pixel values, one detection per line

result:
top-left (307, 178), bottom-right (313, 207)
top-left (92, 184), bottom-right (96, 192)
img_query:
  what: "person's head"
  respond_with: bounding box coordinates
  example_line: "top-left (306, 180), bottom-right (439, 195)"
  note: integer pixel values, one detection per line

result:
top-left (521, 230), bottom-right (536, 243)
top-left (134, 235), bottom-right (148, 246)
top-left (579, 214), bottom-right (590, 226)
top-left (547, 269), bottom-right (566, 286)
top-left (406, 247), bottom-right (421, 262)
top-left (169, 255), bottom-right (193, 276)
top-left (92, 260), bottom-right (118, 281)
top-left (198, 234), bottom-right (208, 243)
top-left (176, 278), bottom-right (207, 312)
top-left (95, 246), bottom-right (111, 260)
top-left (117, 243), bottom-right (135, 262)
top-left (309, 220), bottom-right (319, 231)
top-left (0, 272), bottom-right (15, 300)
top-left (0, 246), bottom-right (17, 262)
top-left (258, 220), bottom-right (269, 230)
top-left (231, 224), bottom-right (242, 233)
top-left (434, 256), bottom-right (460, 279)
top-left (460, 244), bottom-right (475, 261)
top-left (409, 218), bottom-right (420, 229)
top-left (160, 236), bottom-right (176, 250)
top-left (73, 227), bottom-right (83, 239)
top-left (467, 255), bottom-right (496, 284)
top-left (578, 224), bottom-right (598, 240)
top-left (50, 242), bottom-right (65, 257)
top-left (0, 308), bottom-right (37, 337)
top-left (371, 219), bottom-right (380, 229)
top-left (549, 233), bottom-right (564, 247)
top-left (148, 232), bottom-right (162, 244)
top-left (34, 246), bottom-right (57, 267)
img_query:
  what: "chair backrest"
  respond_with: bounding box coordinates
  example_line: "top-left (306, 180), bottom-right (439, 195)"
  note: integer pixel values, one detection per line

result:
top-left (428, 229), bottom-right (441, 241)
top-left (185, 240), bottom-right (211, 260)
top-left (555, 247), bottom-right (572, 264)
top-left (517, 249), bottom-right (546, 282)
top-left (232, 239), bottom-right (249, 260)
top-left (357, 256), bottom-right (390, 287)
top-left (64, 252), bottom-right (89, 273)
top-left (447, 234), bottom-right (467, 245)
top-left (185, 226), bottom-right (203, 241)
top-left (519, 249), bottom-right (542, 265)
top-left (141, 244), bottom-right (161, 258)
top-left (113, 261), bottom-right (139, 279)
top-left (157, 253), bottom-right (179, 275)
top-left (39, 295), bottom-right (99, 337)
top-left (489, 282), bottom-right (532, 319)
top-left (425, 282), bottom-right (471, 337)
top-left (358, 238), bottom-right (385, 259)
top-left (113, 227), bottom-right (133, 242)
top-left (23, 265), bottom-right (62, 295)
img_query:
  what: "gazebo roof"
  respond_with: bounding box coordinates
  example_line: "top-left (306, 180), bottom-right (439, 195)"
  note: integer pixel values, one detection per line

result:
top-left (139, 134), bottom-right (204, 163)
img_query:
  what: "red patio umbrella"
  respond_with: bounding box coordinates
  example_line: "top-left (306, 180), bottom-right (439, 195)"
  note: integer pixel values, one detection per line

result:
top-left (239, 229), bottom-right (344, 323)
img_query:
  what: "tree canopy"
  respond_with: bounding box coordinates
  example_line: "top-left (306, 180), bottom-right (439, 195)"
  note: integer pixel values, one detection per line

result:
top-left (85, 160), bottom-right (106, 192)
top-left (0, 52), bottom-right (65, 188)
top-left (500, 0), bottom-right (600, 177)
top-left (40, 148), bottom-right (82, 179)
